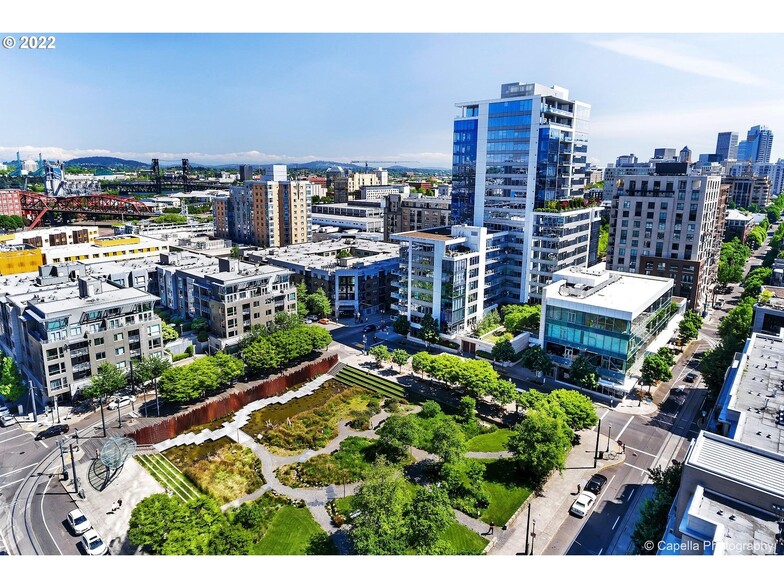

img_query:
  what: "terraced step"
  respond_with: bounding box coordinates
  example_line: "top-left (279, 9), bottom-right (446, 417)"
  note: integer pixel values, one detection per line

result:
top-left (335, 366), bottom-right (408, 398)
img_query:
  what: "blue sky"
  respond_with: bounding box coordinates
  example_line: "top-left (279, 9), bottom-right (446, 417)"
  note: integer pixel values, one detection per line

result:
top-left (2, 33), bottom-right (783, 168)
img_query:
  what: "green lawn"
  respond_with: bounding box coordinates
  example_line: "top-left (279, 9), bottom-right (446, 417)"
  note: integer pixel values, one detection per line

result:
top-left (465, 429), bottom-right (514, 452)
top-left (474, 459), bottom-right (532, 525)
top-left (442, 522), bottom-right (488, 555)
top-left (251, 506), bottom-right (336, 555)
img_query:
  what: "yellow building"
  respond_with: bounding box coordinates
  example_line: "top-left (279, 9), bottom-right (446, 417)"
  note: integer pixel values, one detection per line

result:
top-left (0, 245), bottom-right (44, 276)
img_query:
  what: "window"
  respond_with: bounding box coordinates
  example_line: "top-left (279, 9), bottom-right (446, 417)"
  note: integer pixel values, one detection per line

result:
top-left (69, 326), bottom-right (81, 337)
top-left (94, 337), bottom-right (104, 346)
top-left (95, 351), bottom-right (106, 361)
top-left (114, 333), bottom-right (123, 341)
top-left (117, 361), bottom-right (126, 369)
top-left (115, 347), bottom-right (125, 356)
top-left (108, 319), bottom-right (122, 329)
top-left (147, 324), bottom-right (160, 336)
top-left (46, 348), bottom-right (63, 361)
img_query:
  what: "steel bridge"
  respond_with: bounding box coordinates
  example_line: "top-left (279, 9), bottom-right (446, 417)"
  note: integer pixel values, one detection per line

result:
top-left (101, 180), bottom-right (229, 195)
top-left (20, 192), bottom-right (156, 229)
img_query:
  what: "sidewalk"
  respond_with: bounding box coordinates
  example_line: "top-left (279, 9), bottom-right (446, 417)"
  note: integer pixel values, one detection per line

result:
top-left (489, 430), bottom-right (624, 555)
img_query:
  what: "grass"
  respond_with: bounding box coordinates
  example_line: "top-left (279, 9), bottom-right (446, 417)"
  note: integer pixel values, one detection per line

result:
top-left (163, 437), bottom-right (265, 504)
top-left (134, 453), bottom-right (202, 502)
top-left (244, 380), bottom-right (379, 454)
top-left (479, 328), bottom-right (507, 344)
top-left (442, 522), bottom-right (488, 555)
top-left (276, 436), bottom-right (378, 488)
top-left (250, 505), bottom-right (337, 555)
top-left (465, 429), bottom-right (514, 453)
top-left (473, 459), bottom-right (532, 525)
top-left (333, 365), bottom-right (407, 399)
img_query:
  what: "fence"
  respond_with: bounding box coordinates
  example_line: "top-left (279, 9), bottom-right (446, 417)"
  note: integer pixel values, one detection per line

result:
top-left (128, 353), bottom-right (338, 445)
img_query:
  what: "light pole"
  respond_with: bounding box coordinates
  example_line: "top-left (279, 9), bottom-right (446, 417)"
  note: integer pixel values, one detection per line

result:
top-left (58, 439), bottom-right (67, 480)
top-left (69, 442), bottom-right (79, 495)
top-left (53, 393), bottom-right (60, 424)
top-left (28, 380), bottom-right (38, 423)
top-left (594, 418), bottom-right (602, 468)
top-left (530, 519), bottom-right (536, 555)
top-left (606, 423), bottom-right (612, 453)
top-left (98, 393), bottom-right (107, 437)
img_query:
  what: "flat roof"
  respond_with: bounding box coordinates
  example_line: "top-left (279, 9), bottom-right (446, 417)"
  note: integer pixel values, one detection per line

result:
top-left (393, 230), bottom-right (454, 241)
top-left (544, 270), bottom-right (673, 317)
top-left (246, 238), bottom-right (399, 272)
top-left (719, 333), bottom-right (784, 450)
top-left (21, 282), bottom-right (157, 316)
top-left (689, 432), bottom-right (784, 498)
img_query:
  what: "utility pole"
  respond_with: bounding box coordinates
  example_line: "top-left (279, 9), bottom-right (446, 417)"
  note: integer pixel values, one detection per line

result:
top-left (594, 418), bottom-right (601, 467)
top-left (530, 519), bottom-right (536, 555)
top-left (28, 380), bottom-right (37, 423)
top-left (524, 503), bottom-right (531, 555)
top-left (606, 423), bottom-right (612, 453)
top-left (58, 440), bottom-right (67, 480)
top-left (69, 442), bottom-right (79, 495)
top-left (98, 394), bottom-right (107, 437)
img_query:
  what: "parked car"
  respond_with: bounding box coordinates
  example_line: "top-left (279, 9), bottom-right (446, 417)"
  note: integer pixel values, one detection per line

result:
top-left (67, 508), bottom-right (92, 535)
top-left (318, 318), bottom-right (330, 325)
top-left (362, 324), bottom-right (377, 333)
top-left (570, 491), bottom-right (597, 518)
top-left (35, 424), bottom-right (69, 441)
top-left (0, 414), bottom-right (15, 427)
top-left (80, 529), bottom-right (108, 555)
top-left (306, 315), bottom-right (319, 321)
top-left (583, 473), bottom-right (608, 496)
top-left (684, 373), bottom-right (697, 383)
top-left (107, 396), bottom-right (134, 410)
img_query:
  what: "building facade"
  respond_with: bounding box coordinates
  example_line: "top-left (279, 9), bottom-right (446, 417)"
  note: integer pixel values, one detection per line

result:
top-left (715, 131), bottom-right (739, 162)
top-left (540, 265), bottom-right (675, 395)
top-left (334, 169), bottom-right (389, 203)
top-left (737, 124), bottom-right (773, 163)
top-left (0, 189), bottom-right (22, 217)
top-left (450, 81), bottom-right (597, 305)
top-left (724, 175), bottom-right (772, 210)
top-left (605, 163), bottom-right (722, 310)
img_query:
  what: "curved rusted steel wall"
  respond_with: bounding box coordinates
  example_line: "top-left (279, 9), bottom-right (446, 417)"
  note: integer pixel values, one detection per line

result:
top-left (129, 354), bottom-right (337, 445)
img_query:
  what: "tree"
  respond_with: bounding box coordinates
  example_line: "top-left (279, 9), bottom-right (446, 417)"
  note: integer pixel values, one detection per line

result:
top-left (418, 313), bottom-right (441, 345)
top-left (430, 419), bottom-right (466, 463)
top-left (242, 337), bottom-right (282, 372)
top-left (410, 351), bottom-right (432, 376)
top-left (211, 353), bottom-right (245, 387)
top-left (568, 354), bottom-right (598, 390)
top-left (699, 340), bottom-right (737, 396)
top-left (306, 287), bottom-right (332, 318)
top-left (473, 309), bottom-right (501, 336)
top-left (405, 486), bottom-right (455, 555)
top-left (83, 363), bottom-right (127, 399)
top-left (457, 395), bottom-right (476, 424)
top-left (230, 245), bottom-right (241, 259)
top-left (349, 460), bottom-right (411, 555)
top-left (678, 314), bottom-right (699, 345)
top-left (392, 315), bottom-right (410, 337)
top-left (133, 354), bottom-right (170, 389)
top-left (502, 304), bottom-right (541, 335)
top-left (296, 282), bottom-right (309, 319)
top-left (507, 409), bottom-right (573, 486)
top-left (368, 344), bottom-right (391, 367)
top-left (207, 523), bottom-right (252, 555)
top-left (190, 316), bottom-right (209, 334)
top-left (420, 400), bottom-right (442, 419)
top-left (162, 321), bottom-right (179, 343)
top-left (718, 299), bottom-right (754, 343)
top-left (152, 213), bottom-right (187, 225)
top-left (640, 354), bottom-right (672, 395)
top-left (631, 461), bottom-right (683, 554)
top-left (128, 493), bottom-right (186, 554)
top-left (655, 346), bottom-right (676, 367)
top-left (520, 345), bottom-right (553, 380)
top-left (0, 355), bottom-right (27, 403)
top-left (492, 338), bottom-right (516, 363)
top-left (390, 349), bottom-right (410, 373)
top-left (548, 388), bottom-right (598, 430)
top-left (377, 415), bottom-right (420, 461)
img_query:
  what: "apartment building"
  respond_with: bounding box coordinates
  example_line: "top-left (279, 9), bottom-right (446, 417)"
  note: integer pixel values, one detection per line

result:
top-left (605, 163), bottom-right (722, 310)
top-left (385, 193), bottom-right (451, 240)
top-left (724, 174), bottom-right (772, 210)
top-left (334, 169), bottom-right (389, 203)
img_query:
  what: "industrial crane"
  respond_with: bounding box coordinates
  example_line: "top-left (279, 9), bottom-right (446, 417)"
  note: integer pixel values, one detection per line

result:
top-left (349, 159), bottom-right (417, 172)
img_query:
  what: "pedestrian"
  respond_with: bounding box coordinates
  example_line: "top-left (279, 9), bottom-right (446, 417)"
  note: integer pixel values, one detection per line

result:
top-left (577, 484), bottom-right (582, 494)
top-left (117, 498), bottom-right (123, 510)
top-left (110, 500), bottom-right (118, 513)
top-left (95, 449), bottom-right (100, 460)
top-left (489, 521), bottom-right (495, 536)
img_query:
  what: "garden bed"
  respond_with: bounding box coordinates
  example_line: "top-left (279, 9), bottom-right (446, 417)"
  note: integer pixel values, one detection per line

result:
top-left (242, 379), bottom-right (379, 454)
top-left (163, 437), bottom-right (265, 504)
top-left (276, 436), bottom-right (378, 488)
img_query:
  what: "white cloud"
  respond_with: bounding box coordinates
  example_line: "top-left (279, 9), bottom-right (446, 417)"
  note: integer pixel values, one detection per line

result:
top-left (587, 37), bottom-right (768, 87)
top-left (0, 146), bottom-right (452, 168)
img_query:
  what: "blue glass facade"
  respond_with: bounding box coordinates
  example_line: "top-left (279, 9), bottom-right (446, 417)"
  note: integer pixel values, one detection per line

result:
top-left (451, 118), bottom-right (478, 225)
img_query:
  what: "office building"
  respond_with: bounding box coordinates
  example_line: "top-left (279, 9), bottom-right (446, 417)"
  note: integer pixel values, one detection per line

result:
top-left (0, 225), bottom-right (99, 248)
top-left (605, 163), bottom-right (722, 310)
top-left (616, 154), bottom-right (638, 167)
top-left (359, 185), bottom-right (409, 201)
top-left (540, 264), bottom-right (675, 395)
top-left (239, 165), bottom-right (254, 182)
top-left (724, 174), bottom-right (771, 210)
top-left (653, 148), bottom-right (677, 160)
top-left (715, 131), bottom-right (739, 162)
top-left (213, 166), bottom-right (314, 247)
top-left (450, 81), bottom-right (598, 304)
top-left (679, 146), bottom-right (692, 164)
top-left (737, 124), bottom-right (774, 163)
top-left (245, 238), bottom-right (399, 320)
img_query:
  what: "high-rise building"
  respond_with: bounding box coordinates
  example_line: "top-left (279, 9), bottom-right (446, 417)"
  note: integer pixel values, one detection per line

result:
top-left (737, 125), bottom-right (774, 163)
top-left (213, 165), bottom-right (313, 247)
top-left (605, 163), bottom-right (722, 310)
top-left (238, 165), bottom-right (254, 182)
top-left (450, 81), bottom-right (598, 304)
top-left (653, 148), bottom-right (677, 160)
top-left (679, 146), bottom-right (692, 164)
top-left (715, 132), bottom-right (739, 162)
top-left (334, 169), bottom-right (389, 203)
top-left (724, 175), bottom-right (771, 210)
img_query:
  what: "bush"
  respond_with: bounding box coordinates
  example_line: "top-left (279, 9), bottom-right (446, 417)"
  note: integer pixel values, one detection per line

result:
top-left (172, 352), bottom-right (190, 362)
top-left (197, 331), bottom-right (209, 343)
top-left (385, 399), bottom-right (401, 413)
top-left (186, 345), bottom-right (195, 357)
top-left (421, 400), bottom-right (442, 419)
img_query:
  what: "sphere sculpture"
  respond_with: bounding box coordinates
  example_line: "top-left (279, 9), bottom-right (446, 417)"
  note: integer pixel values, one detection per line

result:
top-left (98, 436), bottom-right (137, 470)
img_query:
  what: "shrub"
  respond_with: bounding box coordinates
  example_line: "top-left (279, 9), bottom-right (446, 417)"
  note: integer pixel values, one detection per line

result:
top-left (421, 400), bottom-right (442, 419)
top-left (385, 398), bottom-right (401, 413)
top-left (186, 345), bottom-right (195, 357)
top-left (197, 331), bottom-right (209, 343)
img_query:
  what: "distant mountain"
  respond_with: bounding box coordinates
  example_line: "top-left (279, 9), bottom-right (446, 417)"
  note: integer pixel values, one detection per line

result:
top-left (65, 157), bottom-right (148, 169)
top-left (204, 161), bottom-right (450, 173)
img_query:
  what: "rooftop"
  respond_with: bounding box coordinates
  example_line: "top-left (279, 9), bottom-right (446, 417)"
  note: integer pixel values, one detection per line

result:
top-left (18, 282), bottom-right (157, 316)
top-left (246, 238), bottom-right (399, 272)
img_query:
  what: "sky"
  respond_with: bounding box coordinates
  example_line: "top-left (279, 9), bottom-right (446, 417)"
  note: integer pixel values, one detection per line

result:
top-left (2, 19), bottom-right (784, 171)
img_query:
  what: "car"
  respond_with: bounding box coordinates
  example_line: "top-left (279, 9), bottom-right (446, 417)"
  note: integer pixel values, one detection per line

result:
top-left (684, 373), bottom-right (697, 383)
top-left (362, 324), bottom-right (377, 333)
top-left (35, 424), bottom-right (69, 441)
top-left (583, 473), bottom-right (608, 496)
top-left (107, 395), bottom-right (134, 410)
top-left (67, 508), bottom-right (92, 535)
top-left (306, 315), bottom-right (319, 321)
top-left (318, 318), bottom-right (330, 325)
top-left (0, 414), bottom-right (15, 428)
top-left (570, 491), bottom-right (597, 518)
top-left (80, 529), bottom-right (108, 556)
top-left (673, 386), bottom-right (685, 394)
top-left (305, 319), bottom-right (313, 324)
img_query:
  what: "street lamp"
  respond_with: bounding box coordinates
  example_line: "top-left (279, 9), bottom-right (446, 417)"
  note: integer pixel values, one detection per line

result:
top-left (606, 423), bottom-right (612, 453)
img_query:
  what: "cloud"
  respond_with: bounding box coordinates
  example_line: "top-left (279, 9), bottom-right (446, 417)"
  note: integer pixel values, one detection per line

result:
top-left (0, 146), bottom-right (452, 168)
top-left (587, 37), bottom-right (768, 87)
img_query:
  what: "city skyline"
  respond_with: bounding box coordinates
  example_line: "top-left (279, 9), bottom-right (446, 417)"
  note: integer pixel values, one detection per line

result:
top-left (2, 33), bottom-right (784, 169)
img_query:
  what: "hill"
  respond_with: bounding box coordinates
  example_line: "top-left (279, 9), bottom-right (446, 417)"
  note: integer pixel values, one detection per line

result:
top-left (65, 157), bottom-right (148, 169)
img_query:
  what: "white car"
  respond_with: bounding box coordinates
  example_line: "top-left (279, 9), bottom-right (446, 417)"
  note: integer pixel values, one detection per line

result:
top-left (67, 508), bottom-right (92, 535)
top-left (570, 491), bottom-right (597, 518)
top-left (107, 396), bottom-right (134, 410)
top-left (80, 529), bottom-right (108, 555)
